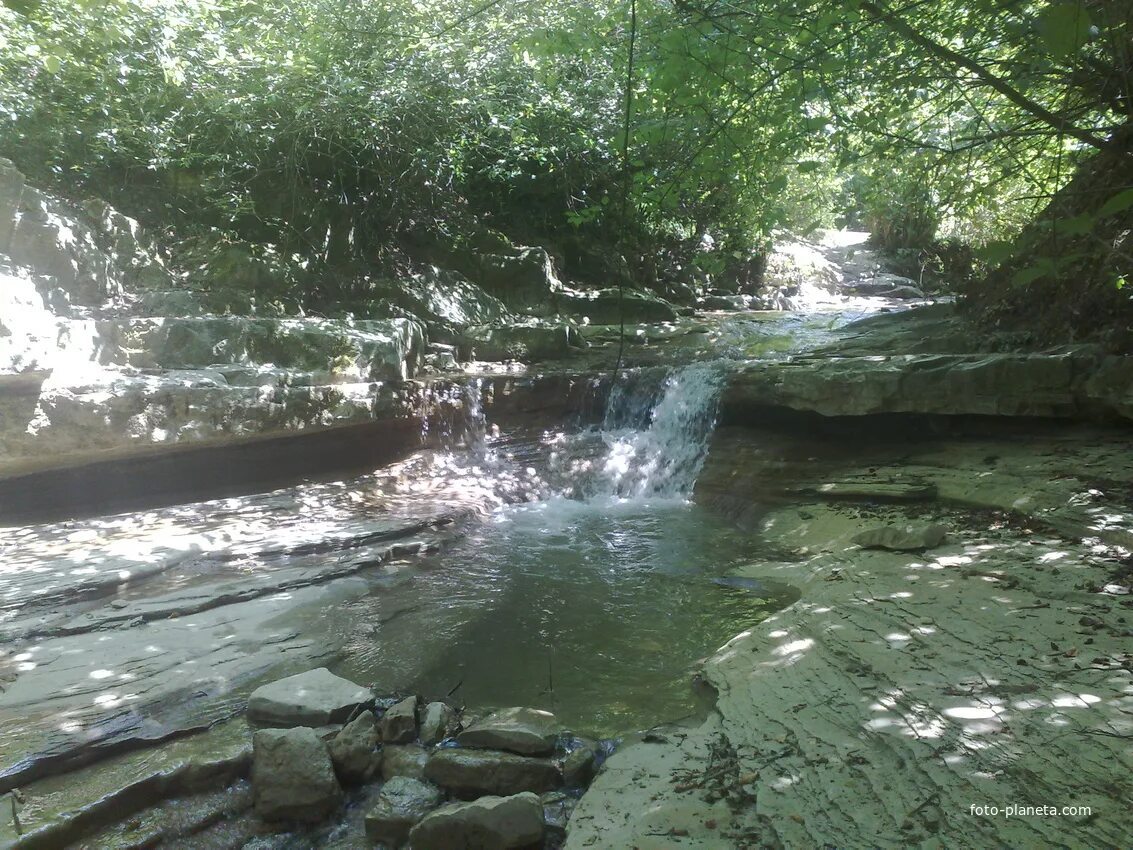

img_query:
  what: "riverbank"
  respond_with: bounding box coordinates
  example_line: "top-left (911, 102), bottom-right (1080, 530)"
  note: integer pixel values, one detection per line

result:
top-left (567, 423), bottom-right (1133, 849)
top-left (3, 156), bottom-right (1132, 848)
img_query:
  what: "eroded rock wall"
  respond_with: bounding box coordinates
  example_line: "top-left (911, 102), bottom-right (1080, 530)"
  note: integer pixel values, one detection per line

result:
top-left (0, 160), bottom-right (431, 477)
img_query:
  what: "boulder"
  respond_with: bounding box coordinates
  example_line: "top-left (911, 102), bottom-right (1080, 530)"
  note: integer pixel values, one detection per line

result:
top-left (328, 710), bottom-right (381, 783)
top-left (382, 744), bottom-right (430, 781)
top-left (1, 159), bottom-right (168, 308)
top-left (557, 288), bottom-right (678, 324)
top-left (845, 272), bottom-right (923, 298)
top-left (424, 343), bottom-right (460, 372)
top-left (420, 701), bottom-right (460, 746)
top-left (247, 668), bottom-right (373, 727)
top-left (373, 267), bottom-right (511, 336)
top-left (381, 695), bottom-right (419, 744)
top-left (699, 294), bottom-right (751, 311)
top-left (460, 320), bottom-right (583, 362)
top-left (251, 727), bottom-right (343, 823)
top-left (468, 246), bottom-right (563, 315)
top-left (409, 793), bottom-right (544, 850)
top-left (424, 748), bottom-right (561, 799)
top-left (364, 776), bottom-right (444, 846)
top-left (852, 523), bottom-right (948, 551)
top-left (562, 742), bottom-right (597, 787)
top-left (456, 707), bottom-right (559, 756)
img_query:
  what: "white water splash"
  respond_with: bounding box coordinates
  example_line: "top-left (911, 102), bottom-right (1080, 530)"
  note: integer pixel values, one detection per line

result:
top-left (592, 363), bottom-right (726, 499)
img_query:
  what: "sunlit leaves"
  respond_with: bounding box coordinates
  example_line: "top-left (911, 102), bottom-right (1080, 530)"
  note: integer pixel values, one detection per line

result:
top-left (0, 0), bottom-right (1126, 296)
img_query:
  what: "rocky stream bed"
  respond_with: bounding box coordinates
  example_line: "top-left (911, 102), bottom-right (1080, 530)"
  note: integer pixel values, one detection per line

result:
top-left (1, 163), bottom-right (1131, 849)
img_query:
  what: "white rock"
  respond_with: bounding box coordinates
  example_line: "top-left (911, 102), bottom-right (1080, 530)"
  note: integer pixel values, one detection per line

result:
top-left (420, 701), bottom-right (459, 745)
top-left (365, 776), bottom-right (444, 845)
top-left (380, 695), bottom-right (419, 744)
top-left (247, 667), bottom-right (373, 727)
top-left (456, 706), bottom-right (559, 756)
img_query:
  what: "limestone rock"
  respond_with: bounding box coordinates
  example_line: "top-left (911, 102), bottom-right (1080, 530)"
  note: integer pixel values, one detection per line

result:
top-left (247, 667), bottom-right (373, 727)
top-left (420, 701), bottom-right (460, 746)
top-left (381, 695), bottom-right (419, 744)
top-left (845, 273), bottom-right (923, 298)
top-left (357, 267), bottom-right (511, 339)
top-left (803, 479), bottom-right (937, 502)
top-left (457, 706), bottom-right (559, 756)
top-left (562, 743), bottom-right (597, 787)
top-left (699, 294), bottom-right (751, 311)
top-left (382, 744), bottom-right (429, 781)
top-left (0, 159), bottom-right (167, 308)
top-left (251, 727), bottom-right (343, 823)
top-left (328, 710), bottom-right (380, 783)
top-left (460, 319), bottom-right (583, 362)
top-left (0, 262), bottom-right (59, 374)
top-left (469, 246), bottom-right (563, 315)
top-left (723, 351), bottom-right (1090, 420)
top-left (557, 288), bottom-right (678, 324)
top-left (852, 523), bottom-right (948, 551)
top-left (409, 793), bottom-right (544, 850)
top-left (364, 776), bottom-right (444, 846)
top-left (424, 748), bottom-right (561, 799)
top-left (121, 316), bottom-right (424, 382)
top-left (424, 343), bottom-right (460, 371)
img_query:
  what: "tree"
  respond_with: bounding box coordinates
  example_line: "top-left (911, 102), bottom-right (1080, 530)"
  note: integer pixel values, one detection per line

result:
top-left (1, 0), bottom-right (1129, 341)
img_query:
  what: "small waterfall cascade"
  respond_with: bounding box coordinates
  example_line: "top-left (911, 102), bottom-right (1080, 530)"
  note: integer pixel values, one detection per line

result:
top-left (589, 363), bottom-right (727, 499)
top-left (414, 366), bottom-right (727, 506)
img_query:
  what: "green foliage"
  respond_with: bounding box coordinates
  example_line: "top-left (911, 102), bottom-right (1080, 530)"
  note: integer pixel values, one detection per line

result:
top-left (1035, 2), bottom-right (1093, 58)
top-left (860, 170), bottom-right (940, 252)
top-left (0, 0), bottom-right (1127, 316)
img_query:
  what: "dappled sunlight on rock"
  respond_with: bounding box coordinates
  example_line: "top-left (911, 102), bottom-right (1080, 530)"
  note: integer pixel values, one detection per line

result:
top-left (691, 439), bottom-right (1133, 849)
top-left (933, 554), bottom-right (974, 567)
top-left (773, 637), bottom-right (813, 659)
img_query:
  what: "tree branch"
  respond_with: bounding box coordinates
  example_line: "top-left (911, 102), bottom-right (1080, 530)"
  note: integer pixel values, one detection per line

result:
top-left (857, 0), bottom-right (1115, 152)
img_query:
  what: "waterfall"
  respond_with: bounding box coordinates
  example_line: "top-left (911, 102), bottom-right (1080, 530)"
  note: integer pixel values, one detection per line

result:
top-left (414, 366), bottom-right (726, 506)
top-left (590, 363), bottom-right (726, 499)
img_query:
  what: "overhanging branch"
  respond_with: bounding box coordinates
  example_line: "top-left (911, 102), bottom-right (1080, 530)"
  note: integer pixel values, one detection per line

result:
top-left (857, 0), bottom-right (1115, 153)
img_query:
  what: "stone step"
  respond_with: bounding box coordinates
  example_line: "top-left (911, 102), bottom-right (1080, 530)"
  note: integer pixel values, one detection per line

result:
top-left (723, 350), bottom-right (1133, 423)
top-left (0, 720), bottom-right (250, 849)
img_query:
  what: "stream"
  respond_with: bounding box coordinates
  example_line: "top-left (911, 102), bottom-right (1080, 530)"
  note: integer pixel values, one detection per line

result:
top-left (334, 363), bottom-right (800, 736)
top-left (12, 302), bottom-right (1083, 848)
top-left (0, 311), bottom-right (870, 814)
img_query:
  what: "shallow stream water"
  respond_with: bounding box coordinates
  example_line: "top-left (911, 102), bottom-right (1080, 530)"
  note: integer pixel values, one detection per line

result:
top-left (0, 308), bottom-right (881, 847)
top-left (327, 360), bottom-right (803, 736)
top-left (339, 495), bottom-right (798, 736)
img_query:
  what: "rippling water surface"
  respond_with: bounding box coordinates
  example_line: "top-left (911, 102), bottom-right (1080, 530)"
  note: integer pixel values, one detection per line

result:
top-left (337, 495), bottom-right (797, 736)
top-left (332, 362), bottom-right (800, 736)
